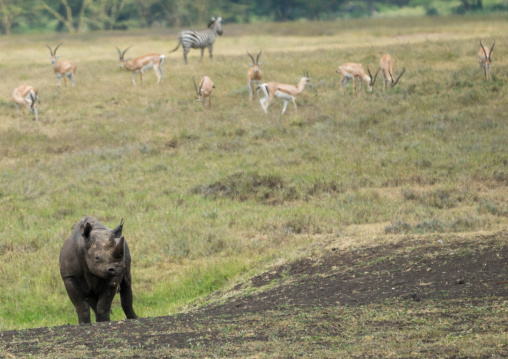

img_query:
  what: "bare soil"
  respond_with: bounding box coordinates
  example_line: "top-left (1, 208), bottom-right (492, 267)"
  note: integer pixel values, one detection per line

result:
top-left (1, 231), bottom-right (507, 358)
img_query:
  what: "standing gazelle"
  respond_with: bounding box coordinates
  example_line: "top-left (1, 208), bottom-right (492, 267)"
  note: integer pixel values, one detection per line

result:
top-left (12, 85), bottom-right (40, 124)
top-left (479, 40), bottom-right (495, 81)
top-left (258, 73), bottom-right (311, 114)
top-left (379, 54), bottom-right (405, 91)
top-left (116, 46), bottom-right (165, 86)
top-left (247, 50), bottom-right (263, 100)
top-left (336, 63), bottom-right (379, 95)
top-left (193, 76), bottom-right (215, 106)
top-left (46, 43), bottom-right (77, 87)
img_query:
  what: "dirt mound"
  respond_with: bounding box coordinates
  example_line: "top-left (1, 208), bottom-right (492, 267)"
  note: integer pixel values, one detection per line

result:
top-left (1, 231), bottom-right (507, 358)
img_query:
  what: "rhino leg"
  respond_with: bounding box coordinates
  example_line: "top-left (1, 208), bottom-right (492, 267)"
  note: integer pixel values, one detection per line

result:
top-left (63, 277), bottom-right (91, 324)
top-left (96, 289), bottom-right (117, 322)
top-left (86, 295), bottom-right (98, 317)
top-left (120, 274), bottom-right (138, 319)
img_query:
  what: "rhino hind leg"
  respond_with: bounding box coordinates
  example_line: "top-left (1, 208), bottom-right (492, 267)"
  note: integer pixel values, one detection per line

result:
top-left (120, 276), bottom-right (138, 319)
top-left (63, 277), bottom-right (91, 324)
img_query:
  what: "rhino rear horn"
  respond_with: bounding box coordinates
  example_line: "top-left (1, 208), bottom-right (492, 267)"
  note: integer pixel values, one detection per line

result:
top-left (112, 218), bottom-right (124, 238)
top-left (112, 236), bottom-right (125, 259)
top-left (82, 222), bottom-right (94, 248)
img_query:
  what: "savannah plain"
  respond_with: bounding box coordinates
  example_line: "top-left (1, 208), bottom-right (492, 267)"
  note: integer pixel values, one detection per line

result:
top-left (0, 14), bottom-right (507, 358)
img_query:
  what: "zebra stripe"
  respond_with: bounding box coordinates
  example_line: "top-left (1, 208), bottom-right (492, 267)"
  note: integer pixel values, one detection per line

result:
top-left (170, 16), bottom-right (223, 64)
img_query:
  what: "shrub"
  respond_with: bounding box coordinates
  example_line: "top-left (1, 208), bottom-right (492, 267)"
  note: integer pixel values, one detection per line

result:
top-left (192, 171), bottom-right (299, 204)
top-left (385, 220), bottom-right (411, 234)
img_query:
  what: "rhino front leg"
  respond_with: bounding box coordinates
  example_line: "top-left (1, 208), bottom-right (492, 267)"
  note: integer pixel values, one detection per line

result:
top-left (96, 288), bottom-right (117, 322)
top-left (120, 274), bottom-right (138, 319)
top-left (86, 295), bottom-right (98, 318)
top-left (63, 277), bottom-right (91, 324)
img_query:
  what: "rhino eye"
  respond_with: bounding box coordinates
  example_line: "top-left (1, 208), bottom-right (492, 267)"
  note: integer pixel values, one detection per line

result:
top-left (95, 256), bottom-right (100, 261)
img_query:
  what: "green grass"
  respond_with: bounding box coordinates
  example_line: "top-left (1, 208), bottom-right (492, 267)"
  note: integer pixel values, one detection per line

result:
top-left (1, 15), bottom-right (508, 330)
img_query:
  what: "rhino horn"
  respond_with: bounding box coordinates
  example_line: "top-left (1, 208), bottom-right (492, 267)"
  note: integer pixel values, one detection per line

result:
top-left (112, 236), bottom-right (125, 259)
top-left (112, 218), bottom-right (124, 238)
top-left (82, 222), bottom-right (94, 248)
top-left (108, 234), bottom-right (116, 247)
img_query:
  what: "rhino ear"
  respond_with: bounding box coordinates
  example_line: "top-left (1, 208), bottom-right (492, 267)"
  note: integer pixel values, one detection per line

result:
top-left (112, 218), bottom-right (124, 238)
top-left (112, 236), bottom-right (125, 259)
top-left (82, 222), bottom-right (94, 249)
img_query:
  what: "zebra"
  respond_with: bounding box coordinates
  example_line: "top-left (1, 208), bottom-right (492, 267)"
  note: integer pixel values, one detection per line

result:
top-left (170, 16), bottom-right (223, 64)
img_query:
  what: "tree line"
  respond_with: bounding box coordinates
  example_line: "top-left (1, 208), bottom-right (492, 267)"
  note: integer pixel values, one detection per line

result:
top-left (0, 0), bottom-right (499, 35)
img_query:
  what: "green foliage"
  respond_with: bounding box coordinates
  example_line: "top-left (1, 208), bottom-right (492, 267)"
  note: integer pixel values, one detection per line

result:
top-left (1, 0), bottom-right (508, 34)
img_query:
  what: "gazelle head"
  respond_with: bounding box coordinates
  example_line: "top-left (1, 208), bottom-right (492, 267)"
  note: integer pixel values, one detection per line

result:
top-left (193, 77), bottom-right (202, 102)
top-left (389, 67), bottom-right (406, 88)
top-left (301, 71), bottom-right (311, 86)
top-left (480, 39), bottom-right (495, 79)
top-left (116, 46), bottom-right (132, 69)
top-left (209, 16), bottom-right (223, 36)
top-left (247, 50), bottom-right (263, 75)
top-left (367, 67), bottom-right (380, 92)
top-left (46, 43), bottom-right (63, 65)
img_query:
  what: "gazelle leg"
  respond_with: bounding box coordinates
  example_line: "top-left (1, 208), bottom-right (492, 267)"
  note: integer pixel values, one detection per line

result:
top-left (281, 100), bottom-right (288, 114)
top-left (292, 97), bottom-right (297, 112)
top-left (248, 80), bottom-right (253, 100)
top-left (259, 85), bottom-right (269, 113)
top-left (156, 65), bottom-right (163, 83)
top-left (131, 70), bottom-right (138, 86)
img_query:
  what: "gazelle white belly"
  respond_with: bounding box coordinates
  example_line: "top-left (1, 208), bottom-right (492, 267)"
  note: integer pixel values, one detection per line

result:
top-left (142, 62), bottom-right (154, 71)
top-left (275, 91), bottom-right (293, 100)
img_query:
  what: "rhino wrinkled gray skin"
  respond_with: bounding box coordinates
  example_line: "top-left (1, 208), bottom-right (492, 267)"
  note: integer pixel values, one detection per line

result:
top-left (59, 216), bottom-right (138, 324)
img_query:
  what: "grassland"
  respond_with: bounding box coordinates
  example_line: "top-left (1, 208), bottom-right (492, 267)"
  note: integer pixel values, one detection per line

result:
top-left (0, 14), bottom-right (507, 357)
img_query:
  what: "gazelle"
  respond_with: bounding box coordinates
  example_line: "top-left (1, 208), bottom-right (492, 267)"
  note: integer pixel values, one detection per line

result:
top-left (116, 46), bottom-right (166, 86)
top-left (193, 76), bottom-right (215, 106)
top-left (46, 43), bottom-right (77, 87)
top-left (247, 50), bottom-right (263, 100)
top-left (479, 40), bottom-right (495, 81)
top-left (336, 63), bottom-right (379, 95)
top-left (379, 54), bottom-right (406, 91)
top-left (258, 73), bottom-right (311, 114)
top-left (12, 85), bottom-right (40, 124)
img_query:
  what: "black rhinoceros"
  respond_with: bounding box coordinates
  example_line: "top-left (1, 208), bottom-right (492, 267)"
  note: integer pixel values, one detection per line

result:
top-left (59, 216), bottom-right (138, 324)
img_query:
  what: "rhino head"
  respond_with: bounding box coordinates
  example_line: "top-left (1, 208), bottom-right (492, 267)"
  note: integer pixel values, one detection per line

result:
top-left (81, 221), bottom-right (126, 280)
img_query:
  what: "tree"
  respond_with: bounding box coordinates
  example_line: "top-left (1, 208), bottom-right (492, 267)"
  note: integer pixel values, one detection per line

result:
top-left (40, 0), bottom-right (89, 32)
top-left (0, 0), bottom-right (23, 35)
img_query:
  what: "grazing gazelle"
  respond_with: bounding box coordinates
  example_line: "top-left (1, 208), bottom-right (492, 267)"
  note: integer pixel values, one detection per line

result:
top-left (336, 63), bottom-right (379, 95)
top-left (193, 76), bottom-right (215, 106)
top-left (12, 85), bottom-right (40, 124)
top-left (479, 40), bottom-right (495, 81)
top-left (116, 46), bottom-right (165, 86)
top-left (379, 54), bottom-right (405, 91)
top-left (247, 50), bottom-right (263, 100)
top-left (258, 73), bottom-right (311, 114)
top-left (46, 43), bottom-right (77, 87)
